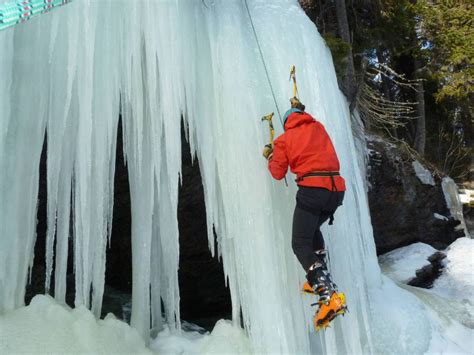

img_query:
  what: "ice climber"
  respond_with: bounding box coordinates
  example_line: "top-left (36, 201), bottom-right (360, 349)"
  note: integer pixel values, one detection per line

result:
top-left (262, 97), bottom-right (347, 329)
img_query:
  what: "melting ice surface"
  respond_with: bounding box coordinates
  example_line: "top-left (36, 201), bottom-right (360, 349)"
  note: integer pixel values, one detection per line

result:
top-left (0, 0), bottom-right (472, 353)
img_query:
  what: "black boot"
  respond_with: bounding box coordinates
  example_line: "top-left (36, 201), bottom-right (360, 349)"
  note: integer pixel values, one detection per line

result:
top-left (306, 250), bottom-right (337, 304)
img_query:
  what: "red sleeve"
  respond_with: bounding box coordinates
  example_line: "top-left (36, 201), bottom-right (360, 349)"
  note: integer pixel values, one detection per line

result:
top-left (268, 136), bottom-right (289, 180)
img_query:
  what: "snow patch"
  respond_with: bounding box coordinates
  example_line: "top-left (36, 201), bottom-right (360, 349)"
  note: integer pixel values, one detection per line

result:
top-left (0, 295), bottom-right (151, 354)
top-left (366, 134), bottom-right (396, 148)
top-left (379, 239), bottom-right (474, 352)
top-left (412, 160), bottom-right (435, 186)
top-left (459, 189), bottom-right (473, 205)
top-left (433, 213), bottom-right (449, 221)
top-left (378, 242), bottom-right (437, 283)
top-left (432, 238), bottom-right (474, 303)
top-left (0, 295), bottom-right (255, 355)
top-left (150, 320), bottom-right (254, 354)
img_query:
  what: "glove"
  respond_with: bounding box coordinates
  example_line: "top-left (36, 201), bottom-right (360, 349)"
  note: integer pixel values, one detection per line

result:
top-left (262, 144), bottom-right (273, 160)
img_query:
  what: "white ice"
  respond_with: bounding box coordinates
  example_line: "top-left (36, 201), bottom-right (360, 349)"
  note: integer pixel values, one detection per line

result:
top-left (0, 0), bottom-right (472, 354)
top-left (433, 213), bottom-right (449, 221)
top-left (442, 177), bottom-right (470, 237)
top-left (412, 160), bottom-right (435, 186)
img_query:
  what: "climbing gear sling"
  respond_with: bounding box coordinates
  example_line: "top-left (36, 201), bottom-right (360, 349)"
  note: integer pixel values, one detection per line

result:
top-left (0, 0), bottom-right (73, 31)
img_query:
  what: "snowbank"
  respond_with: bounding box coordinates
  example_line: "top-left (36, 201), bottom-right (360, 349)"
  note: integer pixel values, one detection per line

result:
top-left (379, 238), bottom-right (474, 353)
top-left (432, 237), bottom-right (474, 302)
top-left (150, 320), bottom-right (254, 354)
top-left (0, 295), bottom-right (254, 355)
top-left (0, 295), bottom-right (151, 354)
top-left (378, 242), bottom-right (437, 283)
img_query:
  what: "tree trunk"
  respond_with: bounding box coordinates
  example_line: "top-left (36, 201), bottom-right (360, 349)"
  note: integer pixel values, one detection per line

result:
top-left (413, 57), bottom-right (426, 157)
top-left (334, 0), bottom-right (356, 105)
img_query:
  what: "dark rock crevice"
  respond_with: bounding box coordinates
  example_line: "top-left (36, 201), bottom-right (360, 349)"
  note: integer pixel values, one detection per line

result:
top-left (407, 251), bottom-right (447, 289)
top-left (177, 124), bottom-right (232, 329)
top-left (30, 119), bottom-right (231, 330)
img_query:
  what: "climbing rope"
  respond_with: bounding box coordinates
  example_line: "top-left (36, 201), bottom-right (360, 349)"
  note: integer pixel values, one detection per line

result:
top-left (243, 0), bottom-right (283, 127)
top-left (0, 0), bottom-right (72, 31)
top-left (244, 0), bottom-right (289, 186)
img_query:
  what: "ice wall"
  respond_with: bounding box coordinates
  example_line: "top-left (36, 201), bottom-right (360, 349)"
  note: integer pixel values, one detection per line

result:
top-left (0, 0), bottom-right (440, 354)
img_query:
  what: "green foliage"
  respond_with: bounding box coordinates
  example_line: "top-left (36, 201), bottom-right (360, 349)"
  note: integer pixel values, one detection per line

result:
top-left (301, 0), bottom-right (472, 180)
top-left (323, 33), bottom-right (352, 77)
top-left (413, 0), bottom-right (474, 102)
top-left (349, 0), bottom-right (472, 179)
top-left (350, 0), bottom-right (417, 60)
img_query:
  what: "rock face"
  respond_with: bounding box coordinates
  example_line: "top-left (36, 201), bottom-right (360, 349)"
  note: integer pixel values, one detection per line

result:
top-left (367, 135), bottom-right (463, 255)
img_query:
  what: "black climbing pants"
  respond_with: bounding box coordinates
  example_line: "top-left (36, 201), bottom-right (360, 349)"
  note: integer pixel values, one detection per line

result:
top-left (292, 186), bottom-right (345, 271)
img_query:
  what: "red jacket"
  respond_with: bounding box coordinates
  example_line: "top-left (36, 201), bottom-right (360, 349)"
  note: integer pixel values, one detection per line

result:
top-left (268, 111), bottom-right (346, 191)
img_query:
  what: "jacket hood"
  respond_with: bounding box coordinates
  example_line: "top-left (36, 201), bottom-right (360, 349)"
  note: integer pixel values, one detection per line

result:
top-left (283, 110), bottom-right (315, 130)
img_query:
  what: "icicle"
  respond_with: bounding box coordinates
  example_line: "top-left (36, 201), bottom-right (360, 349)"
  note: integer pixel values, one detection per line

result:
top-left (0, 1), bottom-right (442, 354)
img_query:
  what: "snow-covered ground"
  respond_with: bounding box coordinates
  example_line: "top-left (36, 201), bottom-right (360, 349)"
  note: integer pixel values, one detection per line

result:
top-left (380, 238), bottom-right (474, 303)
top-left (0, 295), bottom-right (152, 354)
top-left (380, 237), bottom-right (474, 354)
top-left (432, 238), bottom-right (474, 309)
top-left (150, 320), bottom-right (253, 354)
top-left (1, 238), bottom-right (472, 354)
top-left (379, 242), bottom-right (437, 283)
top-left (0, 295), bottom-right (253, 355)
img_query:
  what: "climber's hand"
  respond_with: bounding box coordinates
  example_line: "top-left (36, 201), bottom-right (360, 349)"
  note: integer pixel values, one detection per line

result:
top-left (262, 144), bottom-right (273, 160)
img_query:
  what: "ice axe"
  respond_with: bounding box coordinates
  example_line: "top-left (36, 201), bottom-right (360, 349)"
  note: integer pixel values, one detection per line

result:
top-left (261, 112), bottom-right (275, 146)
top-left (289, 65), bottom-right (299, 99)
top-left (261, 112), bottom-right (288, 186)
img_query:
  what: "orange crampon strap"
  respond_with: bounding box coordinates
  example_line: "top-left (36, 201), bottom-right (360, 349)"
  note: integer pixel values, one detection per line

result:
top-left (302, 281), bottom-right (327, 296)
top-left (314, 291), bottom-right (347, 331)
top-left (301, 281), bottom-right (316, 294)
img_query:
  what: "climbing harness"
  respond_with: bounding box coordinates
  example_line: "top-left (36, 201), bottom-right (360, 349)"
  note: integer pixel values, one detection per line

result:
top-left (0, 0), bottom-right (72, 31)
top-left (296, 171), bottom-right (340, 225)
top-left (295, 171), bottom-right (340, 183)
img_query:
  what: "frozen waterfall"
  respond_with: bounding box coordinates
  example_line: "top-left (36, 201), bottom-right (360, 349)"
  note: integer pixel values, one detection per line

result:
top-left (0, 0), bottom-right (468, 354)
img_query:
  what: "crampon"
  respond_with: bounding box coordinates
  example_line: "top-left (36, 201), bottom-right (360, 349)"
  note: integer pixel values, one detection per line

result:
top-left (302, 282), bottom-right (347, 331)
